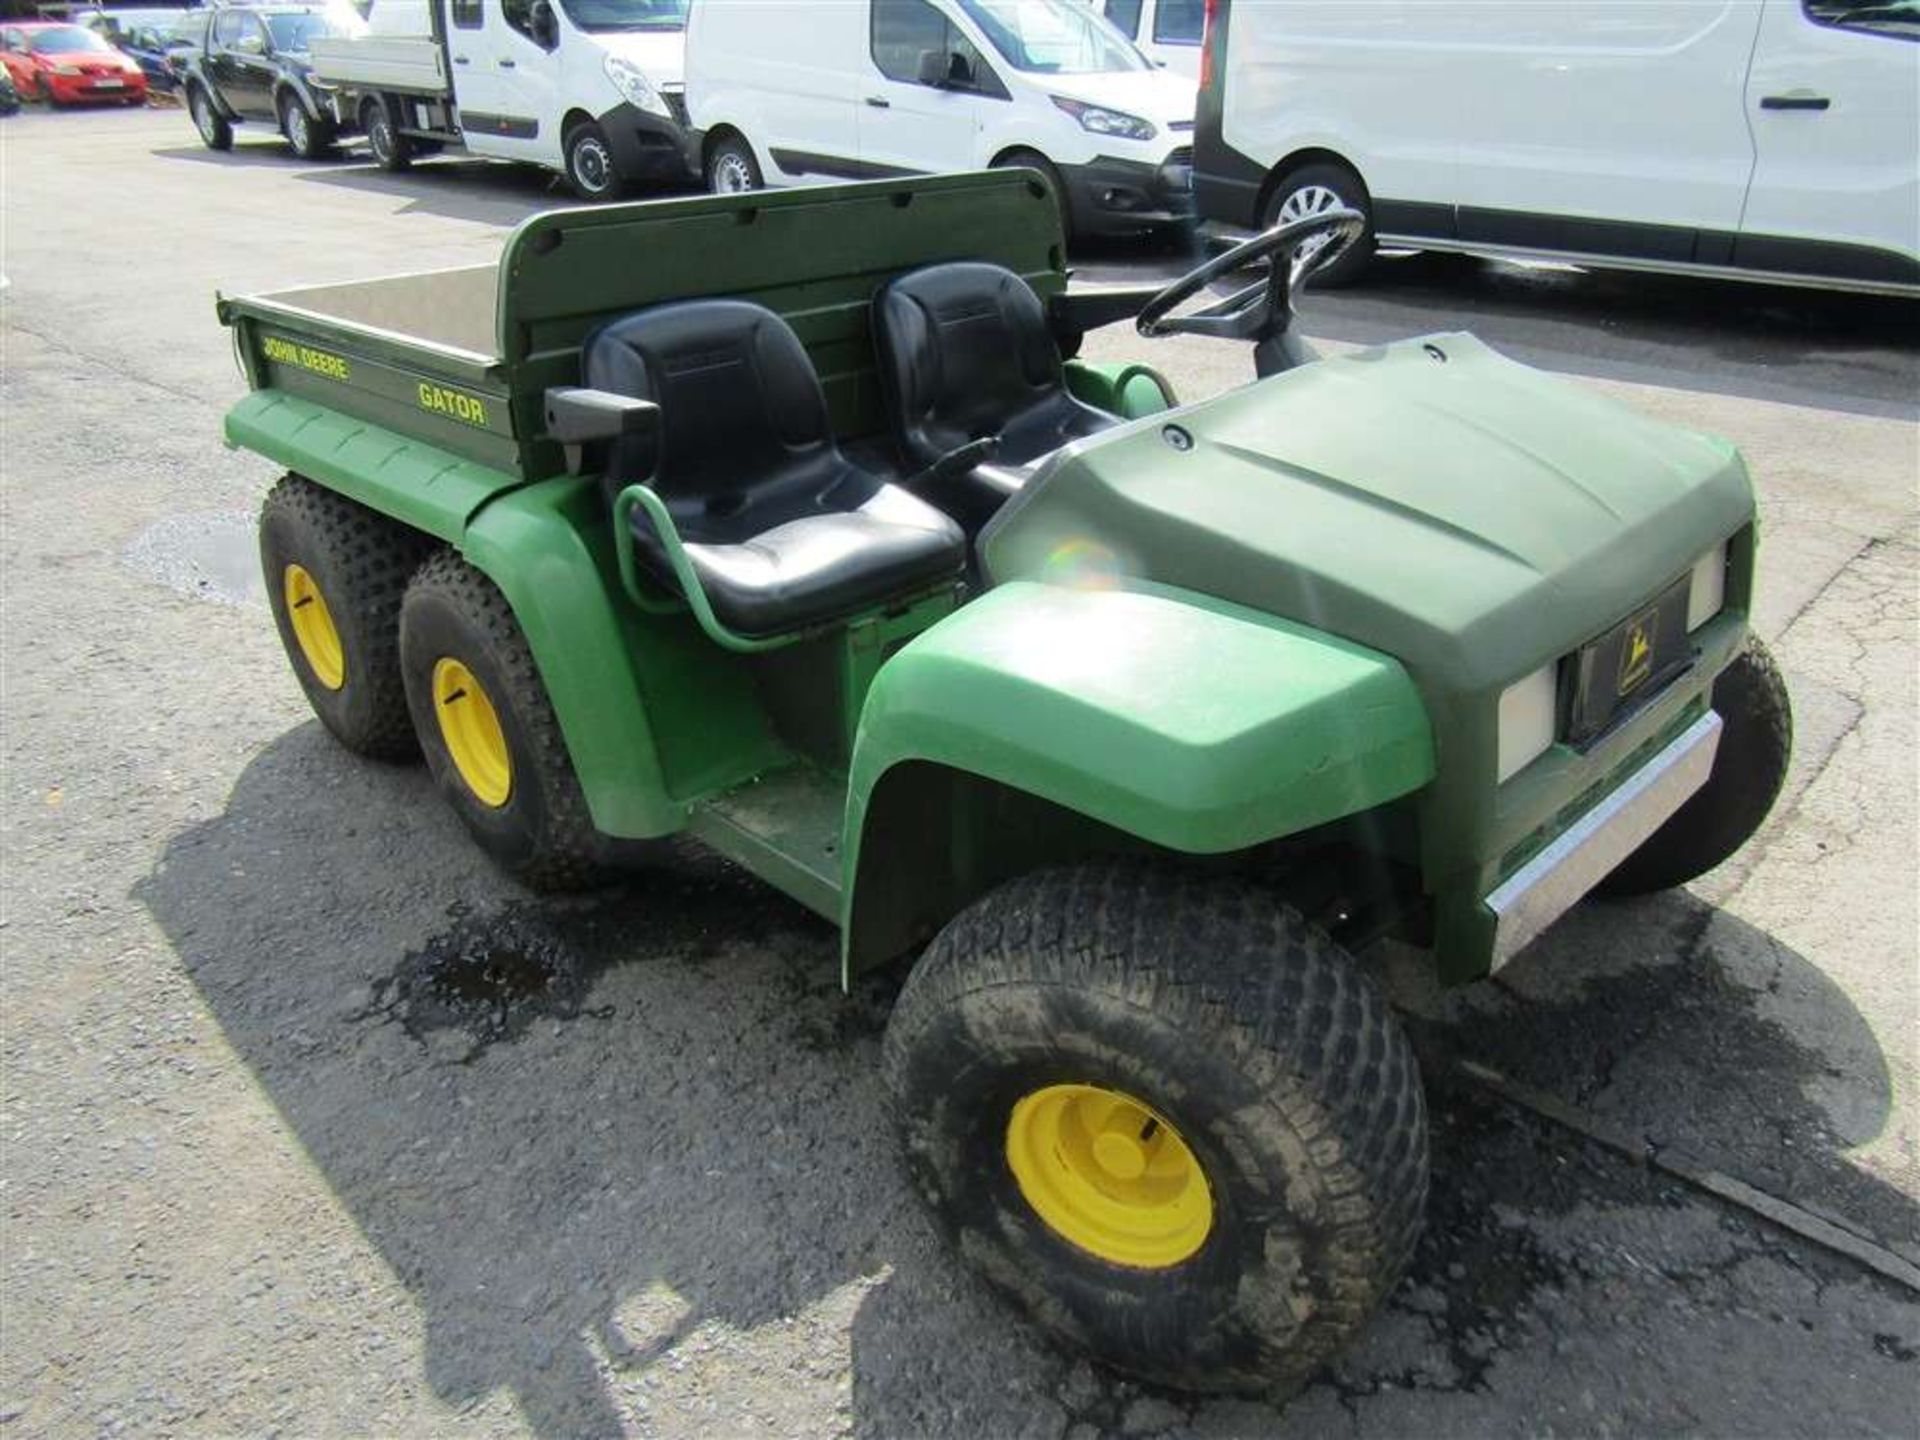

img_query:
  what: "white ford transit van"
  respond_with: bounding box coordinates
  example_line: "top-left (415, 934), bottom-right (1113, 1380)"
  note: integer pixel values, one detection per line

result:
top-left (1192, 0), bottom-right (1919, 293)
top-left (686, 0), bottom-right (1197, 239)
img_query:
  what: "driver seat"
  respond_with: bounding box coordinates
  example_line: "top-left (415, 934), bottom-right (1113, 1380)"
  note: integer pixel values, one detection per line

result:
top-left (585, 300), bottom-right (965, 640)
top-left (872, 263), bottom-right (1118, 515)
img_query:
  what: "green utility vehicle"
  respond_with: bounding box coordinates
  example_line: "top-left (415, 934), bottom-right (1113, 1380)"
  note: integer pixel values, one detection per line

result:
top-left (219, 171), bottom-right (1790, 1394)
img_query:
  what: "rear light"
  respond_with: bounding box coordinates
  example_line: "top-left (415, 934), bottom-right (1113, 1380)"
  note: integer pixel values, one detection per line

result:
top-left (1200, 0), bottom-right (1219, 92)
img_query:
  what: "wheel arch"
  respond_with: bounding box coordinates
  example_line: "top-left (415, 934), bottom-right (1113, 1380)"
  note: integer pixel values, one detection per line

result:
top-left (560, 105), bottom-right (597, 144)
top-left (1256, 146), bottom-right (1370, 225)
top-left (698, 122), bottom-right (756, 175)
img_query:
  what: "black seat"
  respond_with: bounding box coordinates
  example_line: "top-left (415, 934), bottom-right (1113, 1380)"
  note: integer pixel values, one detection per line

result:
top-left (584, 300), bottom-right (965, 639)
top-left (872, 262), bottom-right (1119, 507)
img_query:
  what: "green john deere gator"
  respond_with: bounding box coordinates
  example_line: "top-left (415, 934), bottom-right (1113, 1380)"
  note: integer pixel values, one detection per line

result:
top-left (218, 171), bottom-right (1791, 1394)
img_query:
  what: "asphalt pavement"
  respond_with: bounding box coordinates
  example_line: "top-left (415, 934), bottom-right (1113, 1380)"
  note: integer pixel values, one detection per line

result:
top-left (3, 107), bottom-right (1916, 1438)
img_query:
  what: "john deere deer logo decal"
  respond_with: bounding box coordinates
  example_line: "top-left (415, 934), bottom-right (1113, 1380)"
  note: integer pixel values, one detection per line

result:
top-left (1618, 611), bottom-right (1657, 695)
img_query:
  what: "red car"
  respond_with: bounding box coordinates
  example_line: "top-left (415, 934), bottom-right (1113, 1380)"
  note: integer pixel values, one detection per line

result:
top-left (0, 21), bottom-right (148, 106)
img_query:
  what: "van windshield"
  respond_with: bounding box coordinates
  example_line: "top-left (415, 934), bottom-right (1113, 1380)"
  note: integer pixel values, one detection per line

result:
top-left (955, 0), bottom-right (1146, 73)
top-left (558, 0), bottom-right (688, 33)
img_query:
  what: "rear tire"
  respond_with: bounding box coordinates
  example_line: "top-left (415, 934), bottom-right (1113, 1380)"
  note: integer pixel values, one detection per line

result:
top-left (362, 95), bottom-right (410, 172)
top-left (704, 131), bottom-right (761, 194)
top-left (992, 147), bottom-right (1072, 246)
top-left (399, 551), bottom-right (611, 891)
top-left (1262, 162), bottom-right (1374, 288)
top-left (564, 119), bottom-right (626, 201)
top-left (260, 475), bottom-right (432, 760)
top-left (883, 863), bottom-right (1427, 1395)
top-left (188, 84), bottom-right (231, 150)
top-left (280, 91), bottom-right (334, 159)
top-left (1596, 637), bottom-right (1793, 896)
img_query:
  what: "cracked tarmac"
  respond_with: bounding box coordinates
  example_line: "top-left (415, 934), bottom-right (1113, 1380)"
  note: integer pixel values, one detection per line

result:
top-left (3, 108), bottom-right (1916, 1436)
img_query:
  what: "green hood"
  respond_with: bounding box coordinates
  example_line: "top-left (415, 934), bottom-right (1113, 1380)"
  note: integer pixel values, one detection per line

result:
top-left (982, 333), bottom-right (1754, 698)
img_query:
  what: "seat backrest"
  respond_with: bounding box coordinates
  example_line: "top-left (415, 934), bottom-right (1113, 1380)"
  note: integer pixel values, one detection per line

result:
top-left (584, 299), bottom-right (838, 506)
top-left (873, 262), bottom-right (1066, 466)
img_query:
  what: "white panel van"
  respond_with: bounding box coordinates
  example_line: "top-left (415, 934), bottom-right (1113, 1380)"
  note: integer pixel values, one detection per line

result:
top-left (1191, 0), bottom-right (1919, 293)
top-left (1092, 0), bottom-right (1203, 78)
top-left (685, 0), bottom-right (1198, 240)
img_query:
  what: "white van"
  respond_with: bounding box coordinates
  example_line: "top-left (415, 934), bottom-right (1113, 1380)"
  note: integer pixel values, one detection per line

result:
top-left (685, 0), bottom-right (1197, 239)
top-left (310, 0), bottom-right (691, 199)
top-left (1193, 0), bottom-right (1920, 293)
top-left (1091, 0), bottom-right (1202, 78)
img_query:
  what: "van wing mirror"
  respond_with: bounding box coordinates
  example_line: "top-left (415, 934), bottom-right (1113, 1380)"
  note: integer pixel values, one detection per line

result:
top-left (529, 0), bottom-right (558, 49)
top-left (917, 48), bottom-right (973, 89)
top-left (544, 387), bottom-right (660, 476)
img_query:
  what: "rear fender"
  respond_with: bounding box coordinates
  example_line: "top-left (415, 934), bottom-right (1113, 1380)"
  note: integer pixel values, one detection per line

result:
top-left (841, 580), bottom-right (1435, 976)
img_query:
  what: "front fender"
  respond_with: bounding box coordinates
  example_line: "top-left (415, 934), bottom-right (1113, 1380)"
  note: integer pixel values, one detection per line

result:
top-left (841, 580), bottom-right (1435, 968)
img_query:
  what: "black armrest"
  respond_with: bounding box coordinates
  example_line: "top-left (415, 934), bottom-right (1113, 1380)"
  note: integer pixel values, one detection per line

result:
top-left (544, 387), bottom-right (660, 475)
top-left (1047, 285), bottom-right (1166, 357)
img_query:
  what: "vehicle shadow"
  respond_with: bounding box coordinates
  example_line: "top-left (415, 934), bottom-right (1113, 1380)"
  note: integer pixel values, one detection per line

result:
top-left (136, 725), bottom-right (1914, 1434)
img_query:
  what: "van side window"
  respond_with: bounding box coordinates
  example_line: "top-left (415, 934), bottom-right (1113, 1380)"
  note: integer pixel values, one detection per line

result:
top-left (1153, 0), bottom-right (1203, 44)
top-left (1103, 0), bottom-right (1143, 40)
top-left (501, 0), bottom-right (535, 40)
top-left (450, 0), bottom-right (484, 30)
top-left (871, 0), bottom-right (997, 88)
top-left (1801, 1), bottom-right (1919, 39)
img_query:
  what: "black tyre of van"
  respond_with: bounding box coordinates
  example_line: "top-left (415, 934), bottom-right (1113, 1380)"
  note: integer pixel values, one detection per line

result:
top-left (1262, 163), bottom-right (1374, 289)
top-left (705, 132), bottom-right (762, 194)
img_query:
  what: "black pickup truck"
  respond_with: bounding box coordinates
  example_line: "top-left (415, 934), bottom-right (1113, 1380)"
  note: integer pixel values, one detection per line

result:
top-left (178, 3), bottom-right (351, 158)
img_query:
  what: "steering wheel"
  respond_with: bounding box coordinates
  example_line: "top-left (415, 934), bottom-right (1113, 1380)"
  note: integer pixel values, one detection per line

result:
top-left (1135, 209), bottom-right (1366, 358)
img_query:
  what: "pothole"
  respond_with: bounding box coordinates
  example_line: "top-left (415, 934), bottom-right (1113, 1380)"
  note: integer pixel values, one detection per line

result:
top-left (124, 509), bottom-right (263, 606)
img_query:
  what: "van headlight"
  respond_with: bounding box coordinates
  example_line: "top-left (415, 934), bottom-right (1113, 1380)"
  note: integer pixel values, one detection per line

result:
top-left (1497, 663), bottom-right (1558, 782)
top-left (605, 55), bottom-right (668, 118)
top-left (1050, 95), bottom-right (1156, 142)
top-left (1686, 541), bottom-right (1728, 632)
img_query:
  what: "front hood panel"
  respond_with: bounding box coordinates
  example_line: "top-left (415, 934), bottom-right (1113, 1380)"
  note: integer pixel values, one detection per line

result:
top-left (594, 28), bottom-right (685, 85)
top-left (984, 334), bottom-right (1754, 697)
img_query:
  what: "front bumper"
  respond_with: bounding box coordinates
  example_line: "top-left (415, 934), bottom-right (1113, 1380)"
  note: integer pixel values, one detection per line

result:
top-left (597, 100), bottom-right (695, 185)
top-left (1485, 709), bottom-right (1721, 967)
top-left (1058, 151), bottom-right (1194, 235)
top-left (46, 71), bottom-right (146, 102)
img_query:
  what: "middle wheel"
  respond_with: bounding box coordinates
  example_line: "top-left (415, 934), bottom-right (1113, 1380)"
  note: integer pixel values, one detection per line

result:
top-left (399, 551), bottom-right (610, 890)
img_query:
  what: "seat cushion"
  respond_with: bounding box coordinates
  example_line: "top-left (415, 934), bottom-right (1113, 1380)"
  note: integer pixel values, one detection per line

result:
top-left (588, 298), bottom-right (964, 636)
top-left (630, 473), bottom-right (963, 638)
top-left (873, 261), bottom-right (1118, 501)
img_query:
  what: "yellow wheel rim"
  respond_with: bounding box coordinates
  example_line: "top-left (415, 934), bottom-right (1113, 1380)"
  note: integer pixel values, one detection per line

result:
top-left (1006, 1083), bottom-right (1212, 1269)
top-left (283, 564), bottom-right (345, 691)
top-left (431, 658), bottom-right (512, 808)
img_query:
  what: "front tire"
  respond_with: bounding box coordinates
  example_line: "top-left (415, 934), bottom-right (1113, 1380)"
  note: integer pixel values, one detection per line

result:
top-left (260, 475), bottom-right (432, 759)
top-left (1262, 162), bottom-right (1374, 288)
top-left (883, 863), bottom-right (1428, 1395)
top-left (399, 552), bottom-right (610, 890)
top-left (564, 120), bottom-right (626, 201)
top-left (704, 131), bottom-right (761, 194)
top-left (188, 84), bottom-right (231, 149)
top-left (1597, 637), bottom-right (1793, 896)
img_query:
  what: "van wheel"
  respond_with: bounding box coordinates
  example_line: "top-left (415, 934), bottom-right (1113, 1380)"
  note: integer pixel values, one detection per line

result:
top-left (362, 96), bottom-right (411, 172)
top-left (992, 148), bottom-right (1072, 245)
top-left (565, 120), bottom-right (627, 201)
top-left (884, 863), bottom-right (1428, 1395)
top-left (188, 84), bottom-right (231, 150)
top-left (260, 476), bottom-right (433, 760)
top-left (280, 92), bottom-right (335, 159)
top-left (1263, 162), bottom-right (1374, 288)
top-left (399, 552), bottom-right (611, 890)
top-left (705, 132), bottom-right (761, 194)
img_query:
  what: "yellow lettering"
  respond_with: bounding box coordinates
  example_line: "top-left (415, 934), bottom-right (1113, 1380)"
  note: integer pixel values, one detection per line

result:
top-left (262, 335), bottom-right (350, 381)
top-left (416, 383), bottom-right (489, 429)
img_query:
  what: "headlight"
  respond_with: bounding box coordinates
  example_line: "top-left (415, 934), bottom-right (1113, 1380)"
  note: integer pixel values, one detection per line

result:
top-left (604, 55), bottom-right (668, 119)
top-left (1686, 541), bottom-right (1728, 632)
top-left (1050, 95), bottom-right (1156, 142)
top-left (1497, 663), bottom-right (1558, 782)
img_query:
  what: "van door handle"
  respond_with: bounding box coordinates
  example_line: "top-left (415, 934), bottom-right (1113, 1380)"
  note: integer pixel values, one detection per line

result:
top-left (452, 54), bottom-right (469, 64)
top-left (498, 58), bottom-right (515, 68)
top-left (1760, 92), bottom-right (1829, 111)
top-left (865, 95), bottom-right (890, 108)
